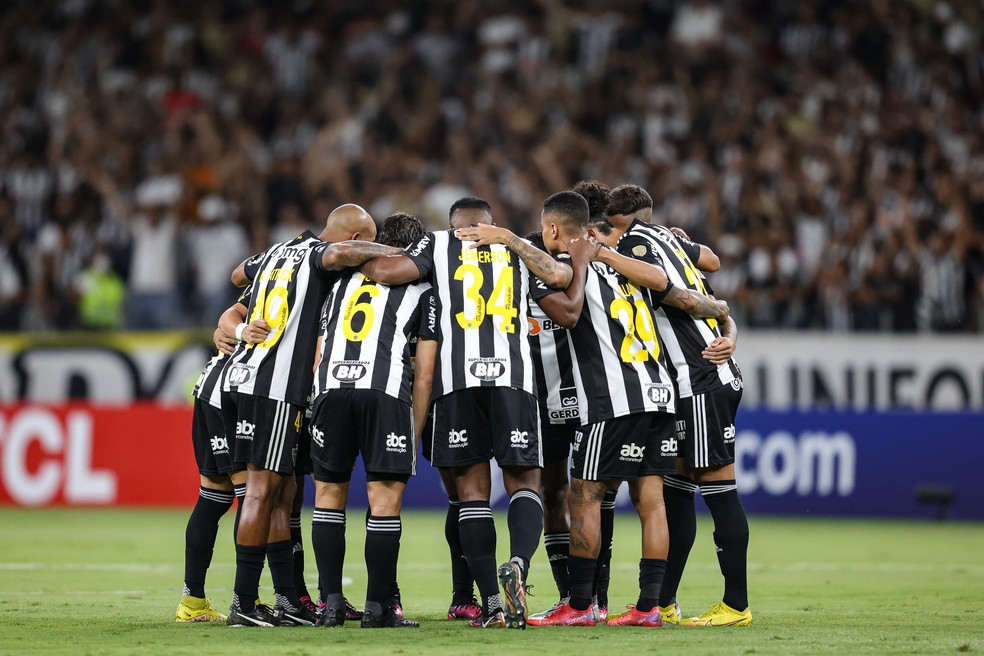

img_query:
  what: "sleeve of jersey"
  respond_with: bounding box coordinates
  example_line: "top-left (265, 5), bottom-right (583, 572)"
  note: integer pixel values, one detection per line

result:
top-left (309, 242), bottom-right (339, 280)
top-left (242, 250), bottom-right (266, 280)
top-left (236, 285), bottom-right (253, 306)
top-left (417, 290), bottom-right (438, 340)
top-left (678, 235), bottom-right (703, 264)
top-left (403, 233), bottom-right (434, 281)
top-left (616, 234), bottom-right (661, 266)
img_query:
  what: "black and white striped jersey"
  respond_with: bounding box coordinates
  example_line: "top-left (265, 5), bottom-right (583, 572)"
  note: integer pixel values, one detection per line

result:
top-left (528, 289), bottom-right (581, 426)
top-left (618, 220), bottom-right (739, 398)
top-left (568, 261), bottom-right (676, 424)
top-left (404, 230), bottom-right (552, 400)
top-left (221, 231), bottom-right (339, 406)
top-left (313, 271), bottom-right (432, 403)
top-left (194, 287), bottom-right (253, 410)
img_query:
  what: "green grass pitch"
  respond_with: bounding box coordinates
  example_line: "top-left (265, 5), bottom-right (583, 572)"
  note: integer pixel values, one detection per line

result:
top-left (1, 508), bottom-right (982, 655)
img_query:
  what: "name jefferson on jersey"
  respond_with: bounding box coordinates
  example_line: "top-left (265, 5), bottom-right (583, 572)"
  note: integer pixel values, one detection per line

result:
top-left (222, 231), bottom-right (339, 406)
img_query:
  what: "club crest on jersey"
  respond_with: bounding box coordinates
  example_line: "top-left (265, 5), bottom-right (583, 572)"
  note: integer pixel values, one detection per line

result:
top-left (646, 383), bottom-right (673, 405)
top-left (468, 357), bottom-right (506, 381)
top-left (227, 364), bottom-right (253, 386)
top-left (331, 361), bottom-right (370, 381)
top-left (632, 244), bottom-right (648, 257)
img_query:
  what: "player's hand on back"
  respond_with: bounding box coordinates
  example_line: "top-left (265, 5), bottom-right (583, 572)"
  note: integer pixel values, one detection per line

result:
top-left (214, 328), bottom-right (237, 355)
top-left (702, 336), bottom-right (736, 364)
top-left (670, 226), bottom-right (692, 241)
top-left (455, 224), bottom-right (512, 248)
top-left (567, 236), bottom-right (600, 266)
top-left (242, 319), bottom-right (271, 344)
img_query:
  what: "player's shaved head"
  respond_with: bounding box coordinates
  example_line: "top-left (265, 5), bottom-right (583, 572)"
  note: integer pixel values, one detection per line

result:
top-left (321, 203), bottom-right (377, 242)
top-left (542, 190), bottom-right (589, 239)
top-left (449, 196), bottom-right (493, 229)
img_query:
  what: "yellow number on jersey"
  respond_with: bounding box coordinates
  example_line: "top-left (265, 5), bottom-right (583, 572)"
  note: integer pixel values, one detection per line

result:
top-left (342, 280), bottom-right (380, 342)
top-left (248, 285), bottom-right (290, 349)
top-left (454, 264), bottom-right (516, 333)
top-left (609, 297), bottom-right (660, 363)
top-left (674, 246), bottom-right (717, 331)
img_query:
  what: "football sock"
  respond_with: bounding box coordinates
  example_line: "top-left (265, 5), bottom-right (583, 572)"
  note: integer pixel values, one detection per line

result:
top-left (233, 483), bottom-right (247, 541)
top-left (445, 497), bottom-right (473, 605)
top-left (567, 555), bottom-right (596, 612)
top-left (365, 515), bottom-right (402, 607)
top-left (507, 488), bottom-right (543, 583)
top-left (458, 501), bottom-right (500, 613)
top-left (636, 558), bottom-right (667, 612)
top-left (266, 539), bottom-right (298, 605)
top-left (289, 513), bottom-right (309, 598)
top-left (233, 543), bottom-right (266, 611)
top-left (701, 480), bottom-right (749, 611)
top-left (660, 475), bottom-right (698, 606)
top-left (593, 489), bottom-right (617, 606)
top-left (312, 508), bottom-right (346, 598)
top-left (543, 531), bottom-right (570, 598)
top-left (183, 487), bottom-right (234, 598)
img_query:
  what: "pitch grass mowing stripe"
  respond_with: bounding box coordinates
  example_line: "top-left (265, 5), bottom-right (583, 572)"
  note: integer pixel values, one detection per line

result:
top-left (0, 508), bottom-right (982, 655)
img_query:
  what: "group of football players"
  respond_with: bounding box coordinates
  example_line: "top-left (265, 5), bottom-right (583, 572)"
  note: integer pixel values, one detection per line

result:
top-left (174, 180), bottom-right (752, 630)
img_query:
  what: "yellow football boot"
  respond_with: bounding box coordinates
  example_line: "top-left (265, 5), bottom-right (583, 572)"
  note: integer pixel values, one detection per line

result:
top-left (659, 600), bottom-right (681, 625)
top-left (680, 601), bottom-right (752, 627)
top-left (176, 594), bottom-right (228, 622)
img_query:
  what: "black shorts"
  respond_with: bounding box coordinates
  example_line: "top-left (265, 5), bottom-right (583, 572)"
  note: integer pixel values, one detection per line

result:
top-left (541, 418), bottom-right (577, 466)
top-left (221, 391), bottom-right (304, 475)
top-left (674, 382), bottom-right (742, 468)
top-left (570, 412), bottom-right (676, 482)
top-left (309, 389), bottom-right (416, 481)
top-left (191, 398), bottom-right (232, 476)
top-left (430, 387), bottom-right (541, 469)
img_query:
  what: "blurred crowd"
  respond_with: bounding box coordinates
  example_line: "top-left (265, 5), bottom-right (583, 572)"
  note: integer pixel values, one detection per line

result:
top-left (2, 0), bottom-right (984, 332)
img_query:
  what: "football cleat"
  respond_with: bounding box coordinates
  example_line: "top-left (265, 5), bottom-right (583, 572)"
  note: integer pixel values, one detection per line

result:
top-left (497, 561), bottom-right (528, 629)
top-left (469, 609), bottom-right (506, 629)
top-left (591, 596), bottom-right (607, 622)
top-left (227, 597), bottom-right (282, 627)
top-left (298, 595), bottom-right (318, 614)
top-left (606, 605), bottom-right (663, 627)
top-left (176, 594), bottom-right (226, 623)
top-left (680, 602), bottom-right (752, 627)
top-left (345, 597), bottom-right (364, 620)
top-left (528, 598), bottom-right (567, 625)
top-left (525, 600), bottom-right (596, 627)
top-left (361, 607), bottom-right (420, 628)
top-left (448, 597), bottom-right (483, 620)
top-left (659, 600), bottom-right (681, 625)
top-left (274, 594), bottom-right (318, 626)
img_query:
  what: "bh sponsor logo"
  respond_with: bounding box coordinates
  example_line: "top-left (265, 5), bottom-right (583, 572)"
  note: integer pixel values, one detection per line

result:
top-left (386, 433), bottom-right (408, 454)
top-left (448, 429), bottom-right (468, 448)
top-left (332, 361), bottom-right (369, 382)
top-left (510, 430), bottom-right (529, 448)
top-left (619, 443), bottom-right (646, 462)
top-left (227, 364), bottom-right (253, 386)
top-left (469, 358), bottom-right (506, 381)
top-left (310, 425), bottom-right (325, 448)
top-left (236, 420), bottom-right (255, 441)
top-left (647, 384), bottom-right (672, 405)
top-left (736, 430), bottom-right (856, 497)
top-left (210, 435), bottom-right (229, 455)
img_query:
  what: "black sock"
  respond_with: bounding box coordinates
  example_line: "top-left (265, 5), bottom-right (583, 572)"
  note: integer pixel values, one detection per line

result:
top-left (660, 475), bottom-right (698, 606)
top-left (233, 543), bottom-right (266, 611)
top-left (267, 539), bottom-right (298, 607)
top-left (365, 515), bottom-right (402, 608)
top-left (636, 558), bottom-right (667, 612)
top-left (183, 487), bottom-right (234, 598)
top-left (289, 513), bottom-right (309, 598)
top-left (458, 501), bottom-right (500, 614)
top-left (446, 497), bottom-right (473, 604)
top-left (593, 489), bottom-right (616, 606)
top-left (567, 555), bottom-right (596, 611)
top-left (311, 508), bottom-right (346, 598)
top-left (507, 488), bottom-right (543, 583)
top-left (543, 532), bottom-right (570, 598)
top-left (233, 484), bottom-right (247, 541)
top-left (702, 480), bottom-right (749, 611)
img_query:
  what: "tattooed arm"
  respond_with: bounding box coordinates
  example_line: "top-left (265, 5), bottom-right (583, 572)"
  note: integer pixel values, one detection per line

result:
top-left (663, 286), bottom-right (730, 320)
top-left (321, 240), bottom-right (404, 271)
top-left (454, 224), bottom-right (574, 289)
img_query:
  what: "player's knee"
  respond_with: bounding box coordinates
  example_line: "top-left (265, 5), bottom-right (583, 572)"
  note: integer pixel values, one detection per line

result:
top-left (200, 474), bottom-right (233, 491)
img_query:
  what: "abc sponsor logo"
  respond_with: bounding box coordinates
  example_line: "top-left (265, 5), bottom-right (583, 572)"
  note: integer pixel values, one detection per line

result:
top-left (469, 359), bottom-right (506, 381)
top-left (227, 364), bottom-right (253, 386)
top-left (385, 432), bottom-right (408, 454)
top-left (736, 430), bottom-right (856, 497)
top-left (209, 435), bottom-right (229, 454)
top-left (448, 429), bottom-right (468, 448)
top-left (619, 443), bottom-right (646, 462)
top-left (724, 425), bottom-right (736, 443)
top-left (332, 362), bottom-right (369, 381)
top-left (236, 420), bottom-right (255, 440)
top-left (647, 384), bottom-right (672, 406)
top-left (310, 425), bottom-right (325, 448)
top-left (660, 436), bottom-right (678, 455)
top-left (510, 430), bottom-right (529, 448)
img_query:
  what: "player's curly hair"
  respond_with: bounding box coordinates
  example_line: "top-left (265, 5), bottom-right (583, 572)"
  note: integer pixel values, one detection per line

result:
top-left (524, 231), bottom-right (546, 252)
top-left (572, 179), bottom-right (611, 220)
top-left (606, 184), bottom-right (653, 217)
top-left (377, 212), bottom-right (425, 248)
